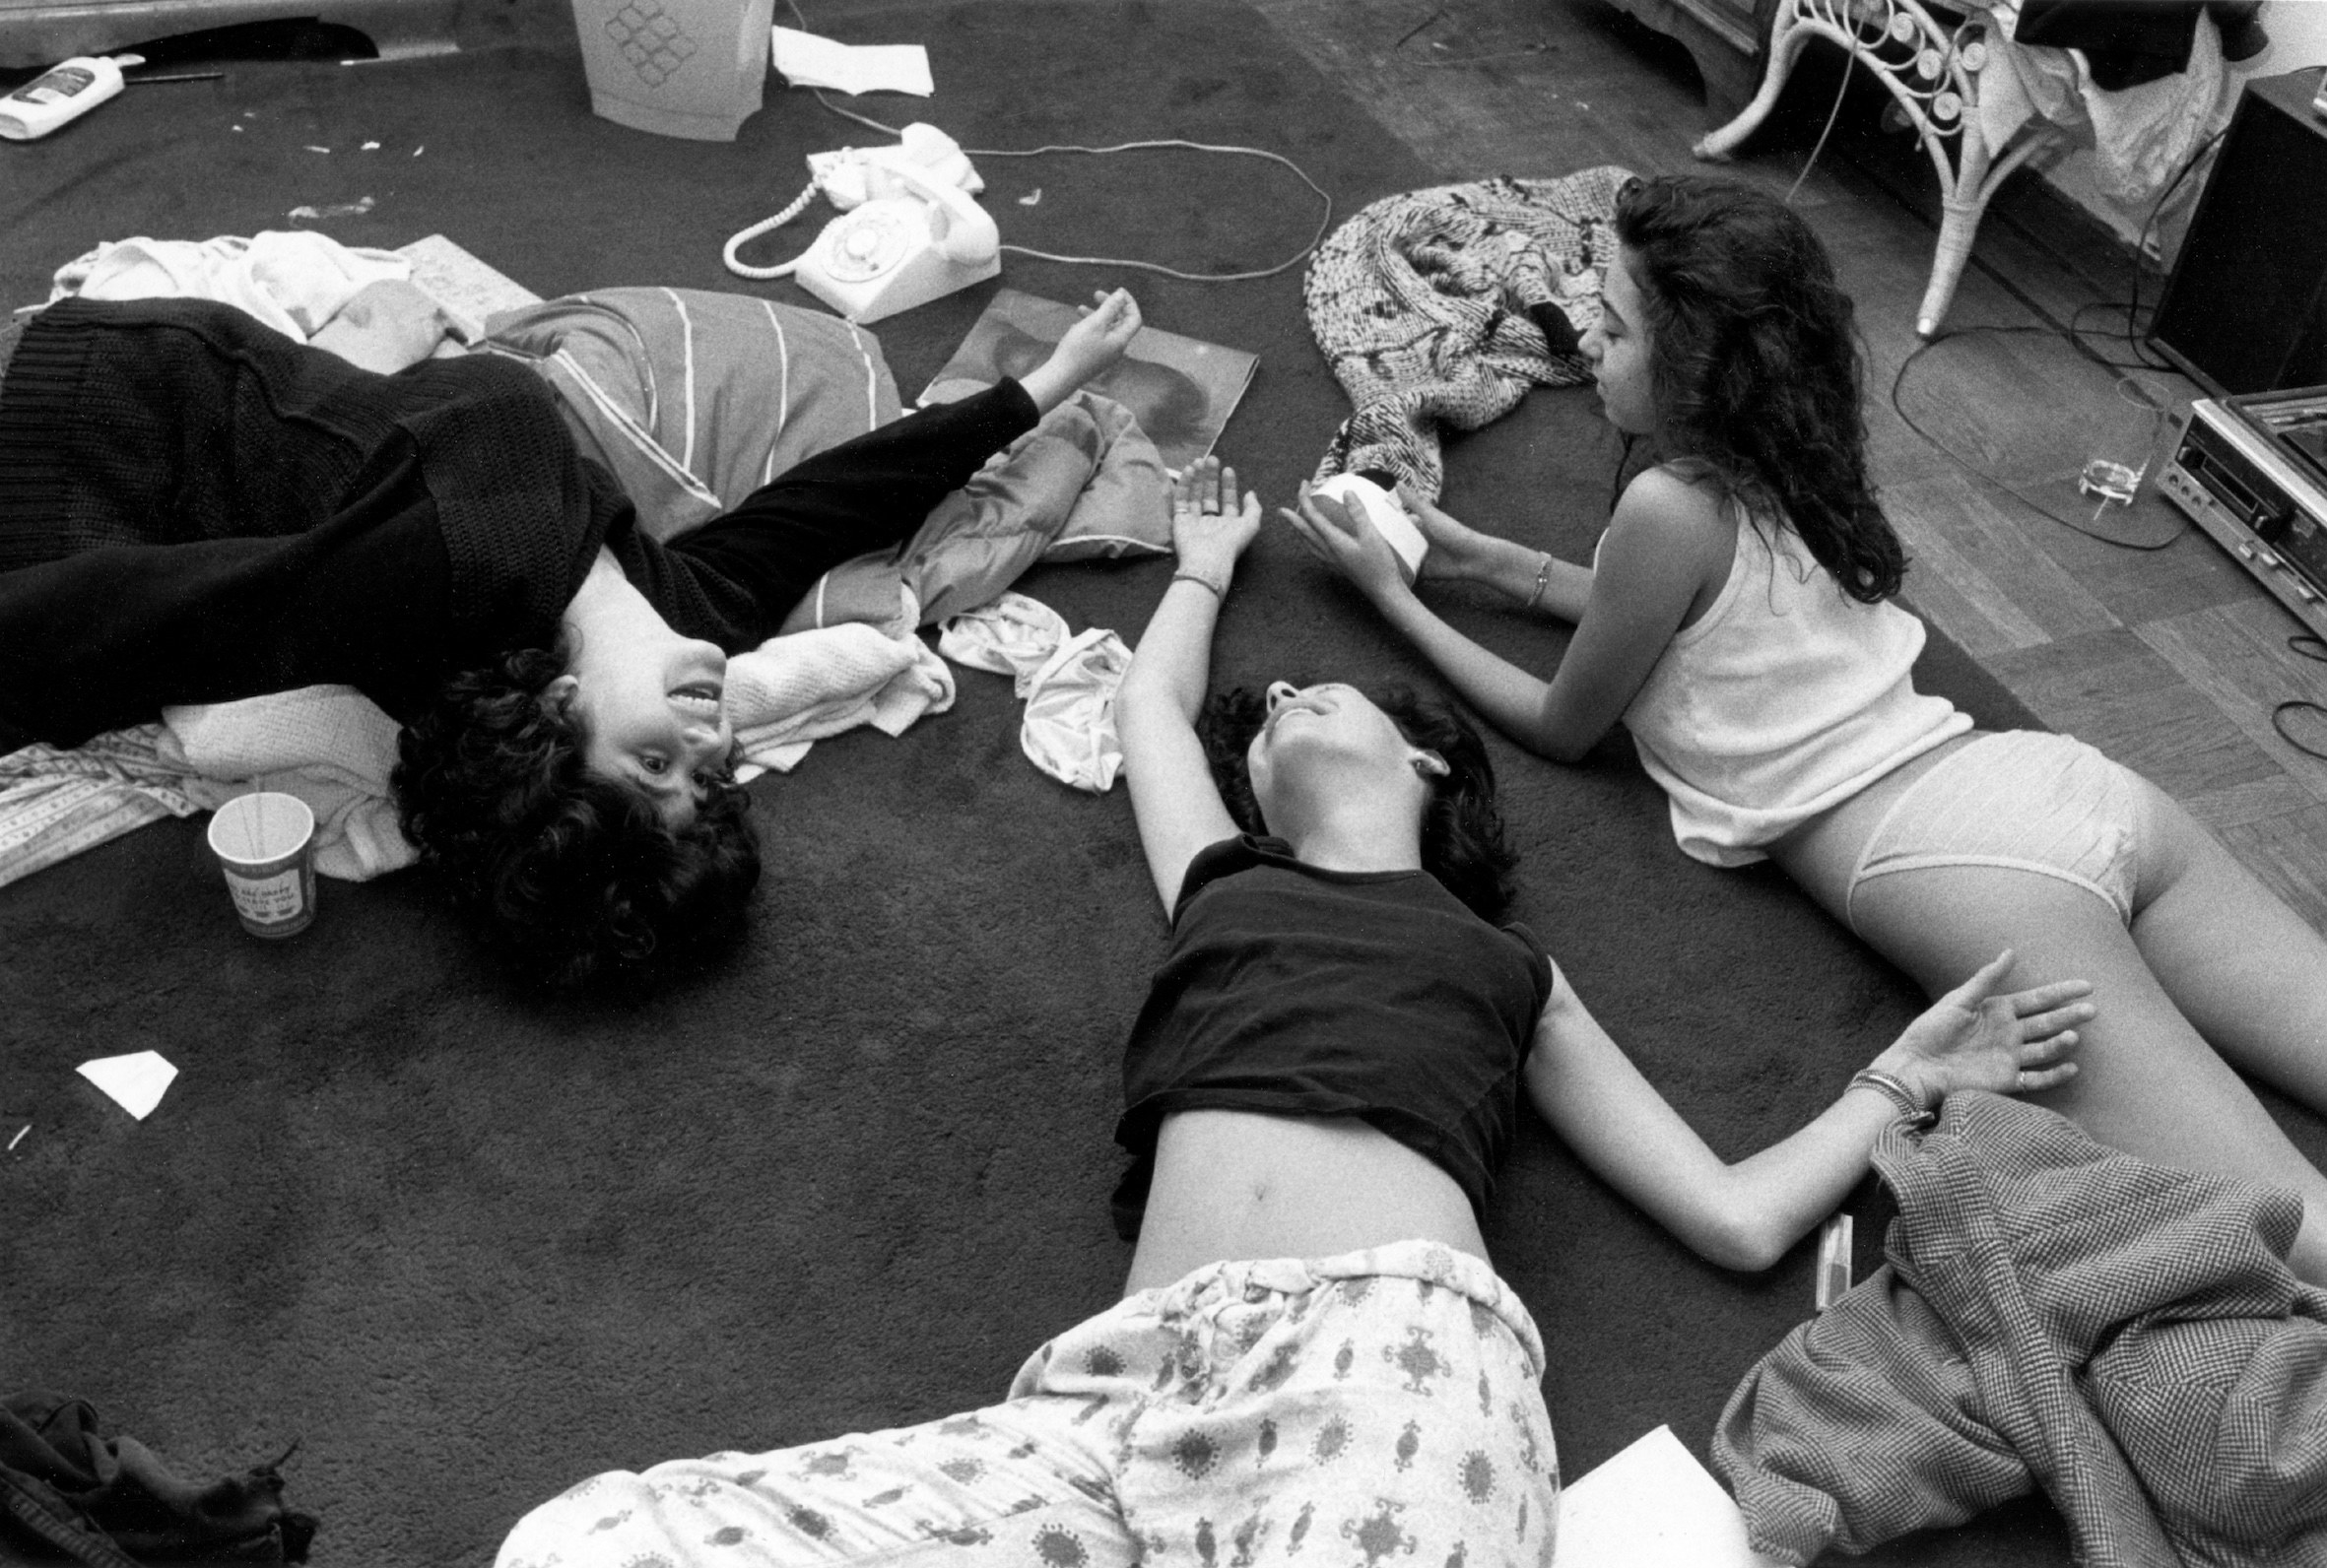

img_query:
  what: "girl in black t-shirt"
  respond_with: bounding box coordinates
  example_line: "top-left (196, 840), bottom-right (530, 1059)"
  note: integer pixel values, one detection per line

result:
top-left (1115, 454), bottom-right (2095, 1295)
top-left (497, 457), bottom-right (2098, 1568)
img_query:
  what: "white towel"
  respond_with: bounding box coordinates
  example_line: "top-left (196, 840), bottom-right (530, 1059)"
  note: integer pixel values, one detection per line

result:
top-left (163, 686), bottom-right (415, 881)
top-left (52, 231), bottom-right (411, 341)
top-left (728, 621), bottom-right (956, 776)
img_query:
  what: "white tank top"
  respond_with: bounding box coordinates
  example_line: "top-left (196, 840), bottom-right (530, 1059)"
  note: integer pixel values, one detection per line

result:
top-left (1617, 512), bottom-right (1970, 865)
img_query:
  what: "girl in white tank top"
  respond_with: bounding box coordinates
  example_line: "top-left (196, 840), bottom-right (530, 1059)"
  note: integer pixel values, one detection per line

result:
top-left (1282, 173), bottom-right (2327, 1286)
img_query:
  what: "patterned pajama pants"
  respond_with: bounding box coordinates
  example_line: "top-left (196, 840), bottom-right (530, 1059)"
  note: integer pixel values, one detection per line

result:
top-left (497, 1240), bottom-right (1560, 1568)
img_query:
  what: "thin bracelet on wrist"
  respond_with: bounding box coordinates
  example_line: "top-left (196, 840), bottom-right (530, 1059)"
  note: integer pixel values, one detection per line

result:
top-left (1172, 570), bottom-right (1228, 602)
top-left (1848, 1067), bottom-right (1936, 1128)
top-left (1522, 553), bottom-right (1554, 613)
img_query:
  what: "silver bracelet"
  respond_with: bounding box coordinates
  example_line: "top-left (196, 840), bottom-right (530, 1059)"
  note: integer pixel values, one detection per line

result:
top-left (1522, 553), bottom-right (1554, 613)
top-left (1171, 570), bottom-right (1228, 601)
top-left (1848, 1068), bottom-right (1936, 1128)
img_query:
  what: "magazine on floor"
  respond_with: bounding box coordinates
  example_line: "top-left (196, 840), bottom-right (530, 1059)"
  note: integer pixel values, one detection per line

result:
top-left (918, 287), bottom-right (1257, 473)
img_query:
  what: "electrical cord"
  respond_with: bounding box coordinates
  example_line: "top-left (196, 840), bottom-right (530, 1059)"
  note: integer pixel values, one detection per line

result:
top-left (2063, 123), bottom-right (2227, 373)
top-left (959, 140), bottom-right (1332, 284)
top-left (1889, 324), bottom-right (2184, 551)
top-left (1784, 48), bottom-right (1855, 207)
top-left (775, 0), bottom-right (1332, 284)
top-left (2279, 633), bottom-right (2327, 761)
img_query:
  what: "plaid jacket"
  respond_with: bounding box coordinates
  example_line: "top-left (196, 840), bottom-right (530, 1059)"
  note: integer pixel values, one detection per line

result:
top-left (1713, 1091), bottom-right (2327, 1566)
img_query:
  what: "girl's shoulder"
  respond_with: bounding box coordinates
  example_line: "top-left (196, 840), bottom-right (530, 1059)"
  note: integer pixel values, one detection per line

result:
top-left (1614, 461), bottom-right (1735, 535)
top-left (1602, 462), bottom-right (1739, 591)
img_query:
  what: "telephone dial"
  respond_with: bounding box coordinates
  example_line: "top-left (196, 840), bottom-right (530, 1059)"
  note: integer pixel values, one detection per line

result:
top-left (724, 122), bottom-right (1001, 324)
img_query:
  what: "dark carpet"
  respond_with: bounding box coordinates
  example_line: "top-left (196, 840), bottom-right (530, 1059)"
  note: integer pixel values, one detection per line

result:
top-left (6, 5), bottom-right (2317, 1565)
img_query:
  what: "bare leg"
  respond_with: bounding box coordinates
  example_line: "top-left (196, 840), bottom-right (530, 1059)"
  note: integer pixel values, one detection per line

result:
top-left (2119, 778), bottom-right (2327, 1103)
top-left (1845, 865), bottom-right (2327, 1283)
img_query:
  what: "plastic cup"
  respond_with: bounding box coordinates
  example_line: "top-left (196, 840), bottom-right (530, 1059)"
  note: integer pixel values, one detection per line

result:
top-left (205, 792), bottom-right (317, 940)
top-left (568, 0), bottom-right (776, 141)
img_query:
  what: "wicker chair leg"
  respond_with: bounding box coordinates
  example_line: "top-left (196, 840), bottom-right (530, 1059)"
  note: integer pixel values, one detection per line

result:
top-left (1918, 192), bottom-right (1986, 338)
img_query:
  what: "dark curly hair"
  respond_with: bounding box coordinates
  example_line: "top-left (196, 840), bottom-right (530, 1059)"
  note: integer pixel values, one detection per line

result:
top-left (1613, 173), bottom-right (1905, 603)
top-left (1196, 684), bottom-right (1519, 923)
top-left (392, 643), bottom-right (762, 991)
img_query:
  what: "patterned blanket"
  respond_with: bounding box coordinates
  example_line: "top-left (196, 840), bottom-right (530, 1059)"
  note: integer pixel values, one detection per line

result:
top-left (1302, 167), bottom-right (1631, 498)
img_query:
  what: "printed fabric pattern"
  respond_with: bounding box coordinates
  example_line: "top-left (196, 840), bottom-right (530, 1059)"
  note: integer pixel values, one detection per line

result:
top-left (1712, 1092), bottom-right (2327, 1567)
top-left (1301, 168), bottom-right (1630, 498)
top-left (496, 1240), bottom-right (1559, 1568)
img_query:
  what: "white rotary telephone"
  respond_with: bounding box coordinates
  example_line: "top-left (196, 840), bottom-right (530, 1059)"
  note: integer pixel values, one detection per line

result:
top-left (724, 122), bottom-right (1002, 324)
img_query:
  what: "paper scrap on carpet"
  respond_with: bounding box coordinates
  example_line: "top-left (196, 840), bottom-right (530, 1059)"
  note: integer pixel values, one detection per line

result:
top-left (1554, 1425), bottom-right (1779, 1567)
top-left (771, 28), bottom-right (933, 97)
top-left (77, 1051), bottom-right (180, 1121)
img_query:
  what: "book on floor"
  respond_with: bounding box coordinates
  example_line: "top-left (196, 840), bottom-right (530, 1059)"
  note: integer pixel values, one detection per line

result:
top-left (918, 287), bottom-right (1257, 473)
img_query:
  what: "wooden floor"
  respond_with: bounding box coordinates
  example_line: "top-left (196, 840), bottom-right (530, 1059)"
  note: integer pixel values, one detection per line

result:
top-left (1255, 0), bottom-right (2327, 929)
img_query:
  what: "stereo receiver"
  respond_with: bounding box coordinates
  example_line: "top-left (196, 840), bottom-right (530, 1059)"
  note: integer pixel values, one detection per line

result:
top-left (2157, 393), bottom-right (2327, 641)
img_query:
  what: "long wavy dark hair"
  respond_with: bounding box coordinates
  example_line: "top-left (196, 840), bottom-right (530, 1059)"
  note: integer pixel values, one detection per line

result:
top-left (393, 643), bottom-right (762, 991)
top-left (1613, 173), bottom-right (1904, 603)
top-left (1196, 684), bottom-right (1519, 923)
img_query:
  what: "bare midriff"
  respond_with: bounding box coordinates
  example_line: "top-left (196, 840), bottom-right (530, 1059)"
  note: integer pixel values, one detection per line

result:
top-left (1123, 1109), bottom-right (1487, 1296)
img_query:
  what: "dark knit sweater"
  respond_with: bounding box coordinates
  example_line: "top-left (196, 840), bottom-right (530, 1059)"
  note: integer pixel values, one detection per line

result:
top-left (0, 297), bottom-right (1035, 751)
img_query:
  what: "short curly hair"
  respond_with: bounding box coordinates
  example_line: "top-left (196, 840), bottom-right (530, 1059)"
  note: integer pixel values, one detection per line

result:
top-left (1196, 683), bottom-right (1520, 923)
top-left (1613, 173), bottom-right (1904, 604)
top-left (393, 644), bottom-right (762, 991)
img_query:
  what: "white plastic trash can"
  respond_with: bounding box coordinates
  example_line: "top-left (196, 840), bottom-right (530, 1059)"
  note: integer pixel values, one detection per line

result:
top-left (569, 0), bottom-right (775, 141)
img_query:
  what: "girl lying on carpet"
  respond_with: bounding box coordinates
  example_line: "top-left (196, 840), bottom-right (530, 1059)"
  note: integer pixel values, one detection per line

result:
top-left (494, 456), bottom-right (2092, 1568)
top-left (0, 287), bottom-right (1142, 989)
top-left (1285, 173), bottom-right (2327, 1283)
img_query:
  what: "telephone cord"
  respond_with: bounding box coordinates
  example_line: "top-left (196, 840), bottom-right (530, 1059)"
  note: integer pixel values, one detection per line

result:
top-left (961, 138), bottom-right (1333, 284)
top-left (722, 180), bottom-right (821, 279)
top-left (786, 52), bottom-right (1333, 284)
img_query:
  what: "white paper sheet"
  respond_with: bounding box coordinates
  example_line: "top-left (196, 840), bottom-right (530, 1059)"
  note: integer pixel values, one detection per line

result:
top-left (1554, 1426), bottom-right (1780, 1567)
top-left (770, 27), bottom-right (933, 97)
top-left (77, 1050), bottom-right (179, 1121)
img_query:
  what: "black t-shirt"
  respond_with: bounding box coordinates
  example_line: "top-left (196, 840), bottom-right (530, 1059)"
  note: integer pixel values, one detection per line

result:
top-left (1112, 835), bottom-right (1554, 1240)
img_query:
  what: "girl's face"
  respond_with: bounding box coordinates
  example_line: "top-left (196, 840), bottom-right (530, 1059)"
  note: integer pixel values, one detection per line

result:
top-left (1581, 243), bottom-right (1657, 437)
top-left (1244, 682), bottom-right (1431, 826)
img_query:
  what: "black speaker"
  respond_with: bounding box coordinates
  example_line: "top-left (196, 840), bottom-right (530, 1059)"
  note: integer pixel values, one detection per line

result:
top-left (2150, 68), bottom-right (2327, 396)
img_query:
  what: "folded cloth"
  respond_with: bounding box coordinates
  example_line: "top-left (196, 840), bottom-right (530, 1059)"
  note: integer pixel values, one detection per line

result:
top-left (0, 730), bottom-right (207, 890)
top-left (0, 1391), bottom-right (316, 1565)
top-left (164, 687), bottom-right (416, 882)
top-left (727, 617), bottom-right (957, 777)
top-left (1976, 0), bottom-right (2233, 210)
top-left (940, 593), bottom-right (1129, 793)
top-left (49, 231), bottom-right (410, 343)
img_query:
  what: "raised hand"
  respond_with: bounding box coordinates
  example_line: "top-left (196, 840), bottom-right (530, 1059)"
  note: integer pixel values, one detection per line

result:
top-left (1170, 455), bottom-right (1262, 580)
top-left (1055, 288), bottom-right (1142, 377)
top-left (1020, 289), bottom-right (1145, 414)
top-left (1881, 949), bottom-right (2094, 1105)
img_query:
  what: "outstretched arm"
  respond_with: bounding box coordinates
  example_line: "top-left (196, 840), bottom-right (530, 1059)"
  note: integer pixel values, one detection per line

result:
top-left (1115, 458), bottom-right (1264, 914)
top-left (1281, 468), bottom-right (1731, 762)
top-left (1018, 289), bottom-right (1143, 415)
top-left (1525, 951), bottom-right (2094, 1272)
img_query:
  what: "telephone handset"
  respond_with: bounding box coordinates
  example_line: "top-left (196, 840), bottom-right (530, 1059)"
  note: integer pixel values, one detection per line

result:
top-left (723, 122), bottom-right (1002, 324)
